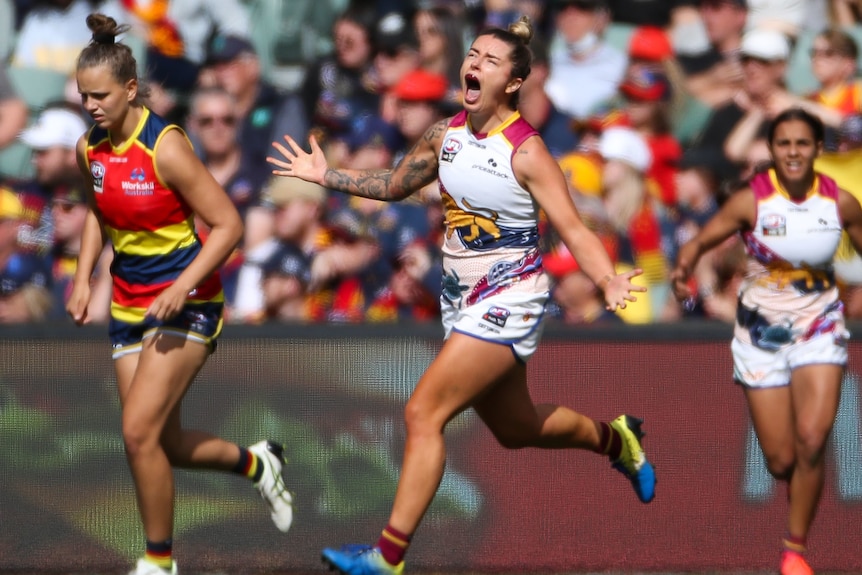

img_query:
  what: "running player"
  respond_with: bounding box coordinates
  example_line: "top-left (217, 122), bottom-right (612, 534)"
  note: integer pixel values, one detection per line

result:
top-left (268, 16), bottom-right (655, 575)
top-left (67, 14), bottom-right (293, 575)
top-left (672, 107), bottom-right (862, 575)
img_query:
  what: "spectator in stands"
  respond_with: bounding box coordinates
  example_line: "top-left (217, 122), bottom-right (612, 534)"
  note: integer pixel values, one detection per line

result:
top-left (414, 4), bottom-right (465, 111)
top-left (120, 0), bottom-right (250, 95)
top-left (0, 66), bottom-right (28, 152)
top-left (300, 4), bottom-right (379, 139)
top-left (815, 114), bottom-right (862, 317)
top-left (598, 126), bottom-right (672, 321)
top-left (831, 0), bottom-right (862, 27)
top-left (390, 69), bottom-right (447, 154)
top-left (205, 33), bottom-right (308, 180)
top-left (696, 28), bottom-right (792, 167)
top-left (678, 0), bottom-right (747, 108)
top-left (364, 242), bottom-right (439, 322)
top-left (805, 28), bottom-right (862, 127)
top-left (186, 86), bottom-right (268, 226)
top-left (518, 34), bottom-right (579, 158)
top-left (618, 66), bottom-right (683, 207)
top-left (47, 185), bottom-right (112, 321)
top-left (374, 10), bottom-right (424, 123)
top-left (12, 0), bottom-right (127, 74)
top-left (329, 112), bottom-right (434, 315)
top-left (15, 105), bottom-right (89, 255)
top-left (544, 241), bottom-right (623, 323)
top-left (544, 0), bottom-right (627, 121)
top-left (231, 176), bottom-right (376, 323)
top-left (259, 242), bottom-right (313, 322)
top-left (606, 0), bottom-right (698, 27)
top-left (744, 0), bottom-right (808, 39)
top-left (0, 186), bottom-right (52, 323)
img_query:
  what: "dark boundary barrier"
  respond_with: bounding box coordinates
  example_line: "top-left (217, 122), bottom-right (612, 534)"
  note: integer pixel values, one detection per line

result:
top-left (1, 321), bottom-right (860, 573)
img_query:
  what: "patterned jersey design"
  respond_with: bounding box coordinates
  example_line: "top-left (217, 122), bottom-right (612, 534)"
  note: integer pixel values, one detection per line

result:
top-left (437, 111), bottom-right (550, 307)
top-left (735, 170), bottom-right (846, 349)
top-left (86, 108), bottom-right (223, 323)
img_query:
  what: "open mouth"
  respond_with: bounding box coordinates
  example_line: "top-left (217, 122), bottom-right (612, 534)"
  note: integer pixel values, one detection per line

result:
top-left (464, 73), bottom-right (481, 104)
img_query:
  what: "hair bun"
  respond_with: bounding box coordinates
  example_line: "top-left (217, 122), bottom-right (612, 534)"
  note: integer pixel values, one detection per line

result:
top-left (93, 32), bottom-right (115, 44)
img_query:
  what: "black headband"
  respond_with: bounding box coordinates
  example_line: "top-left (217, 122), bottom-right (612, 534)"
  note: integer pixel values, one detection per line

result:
top-left (93, 32), bottom-right (115, 45)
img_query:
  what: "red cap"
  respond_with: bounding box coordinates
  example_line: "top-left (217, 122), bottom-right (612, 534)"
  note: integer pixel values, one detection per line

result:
top-left (620, 67), bottom-right (671, 102)
top-left (628, 26), bottom-right (673, 62)
top-left (392, 69), bottom-right (448, 102)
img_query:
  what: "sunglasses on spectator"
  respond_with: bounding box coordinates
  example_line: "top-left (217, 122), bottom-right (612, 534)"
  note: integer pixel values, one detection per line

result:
top-left (197, 115), bottom-right (236, 128)
top-left (809, 47), bottom-right (841, 59)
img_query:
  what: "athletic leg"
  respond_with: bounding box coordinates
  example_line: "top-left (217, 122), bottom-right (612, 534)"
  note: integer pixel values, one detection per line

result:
top-left (787, 364), bottom-right (842, 540)
top-left (473, 362), bottom-right (602, 450)
top-left (121, 333), bottom-right (210, 543)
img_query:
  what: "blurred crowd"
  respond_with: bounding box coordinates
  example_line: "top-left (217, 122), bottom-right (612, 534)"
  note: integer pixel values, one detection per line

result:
top-left (3, 0), bottom-right (862, 325)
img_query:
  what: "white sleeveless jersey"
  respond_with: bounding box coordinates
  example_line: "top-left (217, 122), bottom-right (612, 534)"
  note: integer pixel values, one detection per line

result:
top-left (735, 170), bottom-right (846, 350)
top-left (437, 111), bottom-right (550, 308)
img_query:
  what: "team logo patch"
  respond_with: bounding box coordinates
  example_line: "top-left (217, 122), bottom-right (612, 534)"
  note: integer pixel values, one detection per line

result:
top-left (441, 137), bottom-right (462, 163)
top-left (761, 213), bottom-right (786, 236)
top-left (90, 161), bottom-right (106, 193)
top-left (482, 306), bottom-right (510, 327)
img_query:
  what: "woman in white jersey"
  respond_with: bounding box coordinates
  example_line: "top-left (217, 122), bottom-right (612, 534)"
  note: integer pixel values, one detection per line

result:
top-left (671, 107), bottom-right (862, 575)
top-left (269, 17), bottom-right (655, 575)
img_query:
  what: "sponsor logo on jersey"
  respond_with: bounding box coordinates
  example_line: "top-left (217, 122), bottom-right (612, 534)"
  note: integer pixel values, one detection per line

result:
top-left (123, 167), bottom-right (155, 196)
top-left (91, 161), bottom-right (106, 193)
top-left (761, 213), bottom-right (786, 236)
top-left (441, 137), bottom-right (462, 163)
top-left (482, 305), bottom-right (510, 327)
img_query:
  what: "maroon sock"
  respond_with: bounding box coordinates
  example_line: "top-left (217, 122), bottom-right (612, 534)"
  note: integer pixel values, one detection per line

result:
top-left (597, 422), bottom-right (622, 460)
top-left (783, 533), bottom-right (806, 554)
top-left (377, 524), bottom-right (411, 566)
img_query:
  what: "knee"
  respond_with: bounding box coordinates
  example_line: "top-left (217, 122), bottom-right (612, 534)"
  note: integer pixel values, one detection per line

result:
top-left (764, 452), bottom-right (796, 481)
top-left (795, 424), bottom-right (832, 466)
top-left (121, 415), bottom-right (158, 459)
top-left (403, 397), bottom-right (445, 438)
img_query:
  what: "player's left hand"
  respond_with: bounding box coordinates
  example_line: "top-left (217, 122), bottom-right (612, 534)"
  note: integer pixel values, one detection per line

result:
top-left (145, 284), bottom-right (188, 321)
top-left (603, 268), bottom-right (646, 312)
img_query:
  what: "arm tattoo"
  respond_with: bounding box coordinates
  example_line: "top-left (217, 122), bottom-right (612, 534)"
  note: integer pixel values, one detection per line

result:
top-left (321, 119), bottom-right (448, 201)
top-left (323, 168), bottom-right (396, 201)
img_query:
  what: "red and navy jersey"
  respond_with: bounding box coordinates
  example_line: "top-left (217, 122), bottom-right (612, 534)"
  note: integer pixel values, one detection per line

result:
top-left (86, 108), bottom-right (223, 323)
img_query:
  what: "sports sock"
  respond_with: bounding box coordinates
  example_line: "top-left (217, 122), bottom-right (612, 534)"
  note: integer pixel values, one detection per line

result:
top-left (145, 539), bottom-right (173, 569)
top-left (783, 533), bottom-right (807, 554)
top-left (597, 421), bottom-right (622, 460)
top-left (233, 447), bottom-right (263, 483)
top-left (377, 524), bottom-right (411, 566)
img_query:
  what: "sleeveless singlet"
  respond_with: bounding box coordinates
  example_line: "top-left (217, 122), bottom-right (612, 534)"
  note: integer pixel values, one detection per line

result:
top-left (735, 169), bottom-right (845, 349)
top-left (436, 110), bottom-right (550, 308)
top-left (86, 108), bottom-right (223, 324)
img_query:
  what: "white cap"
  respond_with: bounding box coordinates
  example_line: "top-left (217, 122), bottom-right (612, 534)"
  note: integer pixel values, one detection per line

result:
top-left (598, 127), bottom-right (652, 172)
top-left (740, 28), bottom-right (790, 61)
top-left (19, 108), bottom-right (88, 150)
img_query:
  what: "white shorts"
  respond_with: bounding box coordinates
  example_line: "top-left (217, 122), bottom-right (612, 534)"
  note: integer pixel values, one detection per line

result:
top-left (732, 332), bottom-right (848, 388)
top-left (441, 290), bottom-right (549, 362)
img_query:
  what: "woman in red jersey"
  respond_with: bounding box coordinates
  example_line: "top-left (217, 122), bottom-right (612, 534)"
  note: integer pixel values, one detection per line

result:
top-left (66, 14), bottom-right (293, 575)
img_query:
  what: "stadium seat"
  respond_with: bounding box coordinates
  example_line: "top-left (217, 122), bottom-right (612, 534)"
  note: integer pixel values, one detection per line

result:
top-left (0, 141), bottom-right (34, 181)
top-left (247, 0), bottom-right (347, 92)
top-left (7, 66), bottom-right (69, 113)
top-left (672, 95), bottom-right (713, 145)
top-left (0, 0), bottom-right (14, 61)
top-left (603, 22), bottom-right (636, 56)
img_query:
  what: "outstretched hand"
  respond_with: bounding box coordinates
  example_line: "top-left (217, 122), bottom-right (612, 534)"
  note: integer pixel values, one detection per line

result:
top-left (266, 134), bottom-right (329, 185)
top-left (669, 265), bottom-right (694, 302)
top-left (602, 268), bottom-right (647, 312)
